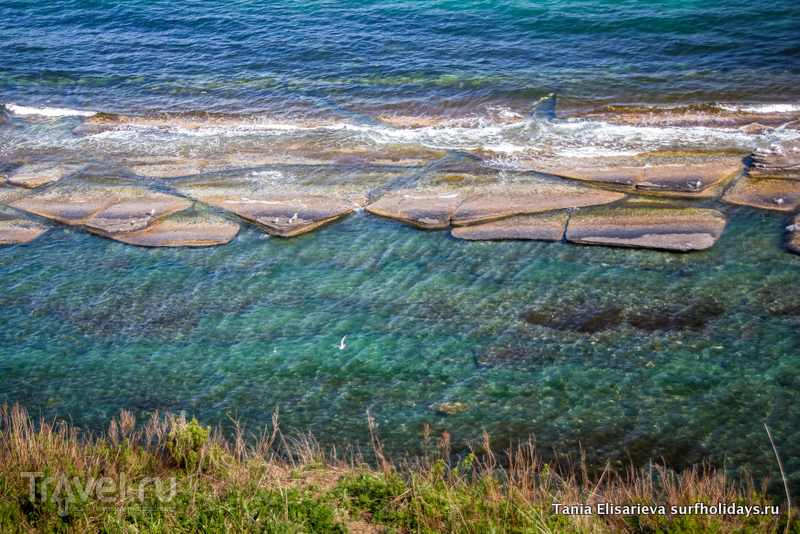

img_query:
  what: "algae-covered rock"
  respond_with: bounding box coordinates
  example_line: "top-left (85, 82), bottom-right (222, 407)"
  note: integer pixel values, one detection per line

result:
top-left (8, 164), bottom-right (80, 189)
top-left (566, 207), bottom-right (727, 251)
top-left (451, 212), bottom-right (568, 241)
top-left (429, 402), bottom-right (469, 415)
top-left (84, 194), bottom-right (193, 236)
top-left (110, 214), bottom-right (239, 247)
top-left (366, 193), bottom-right (463, 229)
top-left (722, 178), bottom-right (800, 212)
top-left (0, 218), bottom-right (49, 245)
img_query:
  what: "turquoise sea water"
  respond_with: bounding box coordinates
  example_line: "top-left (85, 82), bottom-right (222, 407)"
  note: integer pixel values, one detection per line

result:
top-left (1, 0), bottom-right (800, 494)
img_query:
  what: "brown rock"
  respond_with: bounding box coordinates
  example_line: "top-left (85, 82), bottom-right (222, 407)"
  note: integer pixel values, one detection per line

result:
top-left (202, 195), bottom-right (363, 237)
top-left (722, 178), bottom-right (800, 212)
top-left (551, 167), bottom-right (643, 187)
top-left (786, 215), bottom-right (800, 254)
top-left (0, 218), bottom-right (49, 245)
top-left (84, 194), bottom-right (193, 236)
top-left (365, 193), bottom-right (463, 229)
top-left (748, 139), bottom-right (800, 180)
top-left (8, 164), bottom-right (78, 188)
top-left (10, 190), bottom-right (120, 225)
top-left (428, 402), bottom-right (469, 415)
top-left (111, 216), bottom-right (239, 247)
top-left (451, 188), bottom-right (625, 226)
top-left (451, 212), bottom-right (568, 241)
top-left (566, 208), bottom-right (727, 251)
top-left (636, 163), bottom-right (741, 193)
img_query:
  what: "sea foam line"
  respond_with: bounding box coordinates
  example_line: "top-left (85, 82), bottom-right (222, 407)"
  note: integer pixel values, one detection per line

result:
top-left (4, 103), bottom-right (97, 117)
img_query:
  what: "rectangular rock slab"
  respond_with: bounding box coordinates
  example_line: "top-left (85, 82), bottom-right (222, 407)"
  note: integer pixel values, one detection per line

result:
top-left (365, 193), bottom-right (463, 229)
top-left (566, 208), bottom-right (727, 251)
top-left (451, 189), bottom-right (625, 226)
top-left (8, 164), bottom-right (79, 189)
top-left (111, 217), bottom-right (239, 247)
top-left (550, 167), bottom-right (643, 187)
top-left (451, 212), bottom-right (568, 241)
top-left (10, 194), bottom-right (119, 225)
top-left (722, 178), bottom-right (800, 212)
top-left (0, 219), bottom-right (49, 245)
top-left (636, 163), bottom-right (741, 193)
top-left (84, 194), bottom-right (193, 236)
top-left (203, 196), bottom-right (363, 237)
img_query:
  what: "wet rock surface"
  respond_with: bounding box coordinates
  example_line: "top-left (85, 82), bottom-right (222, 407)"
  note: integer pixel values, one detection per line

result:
top-left (10, 187), bottom-right (121, 225)
top-left (84, 194), bottom-right (193, 236)
top-left (451, 212), bottom-right (568, 241)
top-left (0, 217), bottom-right (49, 245)
top-left (566, 208), bottom-right (727, 251)
top-left (8, 164), bottom-right (79, 189)
top-left (199, 194), bottom-right (364, 237)
top-left (450, 186), bottom-right (625, 226)
top-left (722, 178), bottom-right (800, 211)
top-left (748, 139), bottom-right (800, 180)
top-left (111, 214), bottom-right (240, 247)
top-left (636, 163), bottom-right (741, 194)
top-left (366, 192), bottom-right (463, 229)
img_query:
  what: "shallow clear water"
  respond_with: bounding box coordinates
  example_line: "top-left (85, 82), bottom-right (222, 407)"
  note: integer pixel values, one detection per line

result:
top-left (1, 208), bottom-right (798, 484)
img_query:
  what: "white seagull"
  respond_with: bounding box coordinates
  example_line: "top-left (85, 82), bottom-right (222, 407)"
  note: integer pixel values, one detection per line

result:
top-left (338, 335), bottom-right (347, 350)
top-left (288, 213), bottom-right (298, 223)
top-left (273, 217), bottom-right (279, 223)
top-left (148, 208), bottom-right (155, 216)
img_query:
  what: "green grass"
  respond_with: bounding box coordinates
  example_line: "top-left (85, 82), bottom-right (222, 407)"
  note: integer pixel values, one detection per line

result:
top-left (0, 403), bottom-right (796, 533)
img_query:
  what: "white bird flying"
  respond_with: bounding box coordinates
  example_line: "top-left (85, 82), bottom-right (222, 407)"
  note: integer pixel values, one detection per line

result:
top-left (338, 335), bottom-right (347, 350)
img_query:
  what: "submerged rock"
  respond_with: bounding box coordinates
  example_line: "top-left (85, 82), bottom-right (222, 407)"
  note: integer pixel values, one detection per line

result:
top-left (111, 215), bottom-right (239, 247)
top-left (8, 164), bottom-right (80, 189)
top-left (451, 212), bottom-right (568, 241)
top-left (629, 301), bottom-right (725, 331)
top-left (200, 195), bottom-right (364, 237)
top-left (366, 193), bottom-right (463, 229)
top-left (131, 162), bottom-right (236, 178)
top-left (786, 215), bottom-right (800, 254)
top-left (428, 402), bottom-right (469, 415)
top-left (722, 178), bottom-right (800, 212)
top-left (450, 187), bottom-right (625, 226)
top-left (84, 194), bottom-right (193, 236)
top-left (566, 208), bottom-right (727, 251)
top-left (0, 218), bottom-right (49, 245)
top-left (748, 139), bottom-right (800, 180)
top-left (525, 307), bottom-right (623, 333)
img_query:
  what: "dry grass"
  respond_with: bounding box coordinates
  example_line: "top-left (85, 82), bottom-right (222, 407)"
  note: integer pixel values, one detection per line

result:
top-left (0, 402), bottom-right (795, 533)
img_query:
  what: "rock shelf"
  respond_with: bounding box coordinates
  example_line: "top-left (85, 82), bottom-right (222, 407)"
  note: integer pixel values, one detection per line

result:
top-left (722, 178), bottom-right (800, 212)
top-left (84, 194), bottom-right (193, 236)
top-left (8, 164), bottom-right (80, 189)
top-left (565, 208), bottom-right (727, 251)
top-left (110, 215), bottom-right (240, 247)
top-left (366, 193), bottom-right (464, 229)
top-left (198, 194), bottom-right (365, 237)
top-left (749, 139), bottom-right (800, 180)
top-left (10, 188), bottom-right (121, 225)
top-left (451, 212), bottom-right (569, 241)
top-left (0, 218), bottom-right (49, 245)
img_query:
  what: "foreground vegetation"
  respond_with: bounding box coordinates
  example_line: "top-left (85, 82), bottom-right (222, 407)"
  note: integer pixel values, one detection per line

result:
top-left (0, 404), bottom-right (795, 533)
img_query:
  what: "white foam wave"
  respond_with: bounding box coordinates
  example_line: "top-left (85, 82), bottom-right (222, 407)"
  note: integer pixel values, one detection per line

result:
top-left (717, 103), bottom-right (800, 114)
top-left (4, 103), bottom-right (97, 117)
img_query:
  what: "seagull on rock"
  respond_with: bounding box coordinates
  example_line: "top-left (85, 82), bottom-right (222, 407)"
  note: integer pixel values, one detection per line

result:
top-left (288, 213), bottom-right (298, 223)
top-left (337, 335), bottom-right (347, 350)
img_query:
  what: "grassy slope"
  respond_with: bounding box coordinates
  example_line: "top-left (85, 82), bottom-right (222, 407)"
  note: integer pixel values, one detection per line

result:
top-left (0, 404), bottom-right (796, 534)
